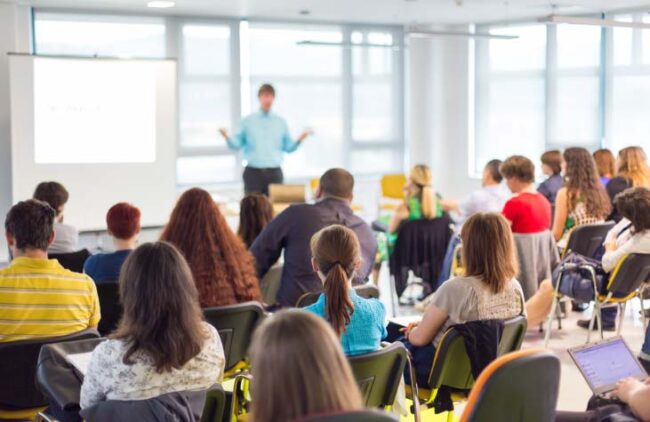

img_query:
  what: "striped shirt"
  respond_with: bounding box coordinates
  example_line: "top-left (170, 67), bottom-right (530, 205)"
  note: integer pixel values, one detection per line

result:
top-left (0, 257), bottom-right (101, 343)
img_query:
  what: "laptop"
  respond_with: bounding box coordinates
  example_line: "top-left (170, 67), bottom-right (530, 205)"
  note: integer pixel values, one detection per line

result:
top-left (569, 336), bottom-right (648, 397)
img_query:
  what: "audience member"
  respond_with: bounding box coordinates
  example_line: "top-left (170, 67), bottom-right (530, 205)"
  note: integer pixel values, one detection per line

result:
top-left (501, 155), bottom-right (552, 233)
top-left (251, 169), bottom-right (376, 307)
top-left (402, 213), bottom-right (525, 387)
top-left (249, 311), bottom-right (363, 422)
top-left (607, 146), bottom-right (650, 221)
top-left (552, 147), bottom-right (611, 247)
top-left (84, 202), bottom-right (141, 283)
top-left (161, 188), bottom-right (261, 307)
top-left (0, 200), bottom-right (99, 342)
top-left (305, 225), bottom-right (387, 355)
top-left (33, 181), bottom-right (78, 254)
top-left (80, 241), bottom-right (225, 409)
top-left (537, 150), bottom-right (564, 206)
top-left (593, 148), bottom-right (616, 187)
top-left (388, 164), bottom-right (442, 233)
top-left (238, 193), bottom-right (274, 249)
top-left (441, 159), bottom-right (510, 224)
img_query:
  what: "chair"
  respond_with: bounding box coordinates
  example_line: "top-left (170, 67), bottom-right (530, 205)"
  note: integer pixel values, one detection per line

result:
top-left (200, 385), bottom-right (228, 422)
top-left (203, 302), bottom-right (266, 375)
top-left (459, 349), bottom-right (560, 422)
top-left (296, 291), bottom-right (321, 308)
top-left (497, 315), bottom-right (528, 357)
top-left (260, 264), bottom-right (282, 306)
top-left (562, 222), bottom-right (615, 259)
top-left (96, 281), bottom-right (122, 336)
top-left (49, 249), bottom-right (91, 273)
top-left (295, 410), bottom-right (399, 422)
top-left (0, 328), bottom-right (100, 421)
top-left (380, 174), bottom-right (407, 202)
top-left (347, 342), bottom-right (408, 409)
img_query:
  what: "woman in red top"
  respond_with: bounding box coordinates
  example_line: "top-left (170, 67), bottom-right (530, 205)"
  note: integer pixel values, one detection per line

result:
top-left (500, 155), bottom-right (552, 234)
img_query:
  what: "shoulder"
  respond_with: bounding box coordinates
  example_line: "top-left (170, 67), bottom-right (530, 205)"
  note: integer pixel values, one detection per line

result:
top-left (304, 294), bottom-right (326, 315)
top-left (91, 338), bottom-right (124, 363)
top-left (436, 276), bottom-right (477, 297)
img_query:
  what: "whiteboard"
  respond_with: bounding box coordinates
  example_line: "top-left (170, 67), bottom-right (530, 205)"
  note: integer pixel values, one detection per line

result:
top-left (9, 55), bottom-right (177, 231)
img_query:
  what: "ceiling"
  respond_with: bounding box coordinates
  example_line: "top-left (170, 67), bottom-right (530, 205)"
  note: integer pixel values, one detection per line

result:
top-left (4, 0), bottom-right (650, 25)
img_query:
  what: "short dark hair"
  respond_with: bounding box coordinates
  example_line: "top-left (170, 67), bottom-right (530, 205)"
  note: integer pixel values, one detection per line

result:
top-left (485, 159), bottom-right (503, 183)
top-left (614, 187), bottom-right (650, 233)
top-left (33, 181), bottom-right (69, 216)
top-left (500, 155), bottom-right (536, 184)
top-left (319, 168), bottom-right (354, 199)
top-left (5, 200), bottom-right (56, 251)
top-left (541, 150), bottom-right (562, 175)
top-left (258, 83), bottom-right (275, 97)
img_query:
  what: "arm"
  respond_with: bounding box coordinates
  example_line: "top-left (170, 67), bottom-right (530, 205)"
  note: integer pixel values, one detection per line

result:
top-left (615, 378), bottom-right (650, 421)
top-left (388, 201), bottom-right (410, 233)
top-left (281, 122), bottom-right (309, 153)
top-left (552, 188), bottom-right (569, 241)
top-left (406, 304), bottom-right (449, 347)
top-left (502, 199), bottom-right (516, 226)
top-left (602, 237), bottom-right (630, 273)
top-left (88, 280), bottom-right (100, 329)
top-left (440, 199), bottom-right (460, 213)
top-left (221, 124), bottom-right (246, 151)
top-left (250, 209), bottom-right (292, 278)
top-left (79, 345), bottom-right (108, 409)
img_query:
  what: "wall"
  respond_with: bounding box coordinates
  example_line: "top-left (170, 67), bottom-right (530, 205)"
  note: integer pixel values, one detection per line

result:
top-left (0, 4), bottom-right (31, 263)
top-left (407, 27), bottom-right (479, 200)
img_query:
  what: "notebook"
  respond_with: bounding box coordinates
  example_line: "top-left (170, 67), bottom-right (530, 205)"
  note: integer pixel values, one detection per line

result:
top-left (569, 336), bottom-right (648, 396)
top-left (66, 351), bottom-right (93, 376)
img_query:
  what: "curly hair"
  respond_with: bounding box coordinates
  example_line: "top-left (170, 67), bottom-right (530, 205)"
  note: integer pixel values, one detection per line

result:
top-left (617, 146), bottom-right (650, 187)
top-left (614, 187), bottom-right (650, 234)
top-left (563, 147), bottom-right (611, 219)
top-left (160, 188), bottom-right (261, 307)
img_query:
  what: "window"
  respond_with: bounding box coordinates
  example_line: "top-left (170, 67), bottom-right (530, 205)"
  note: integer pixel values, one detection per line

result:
top-left (474, 25), bottom-right (546, 175)
top-left (34, 12), bottom-right (166, 58)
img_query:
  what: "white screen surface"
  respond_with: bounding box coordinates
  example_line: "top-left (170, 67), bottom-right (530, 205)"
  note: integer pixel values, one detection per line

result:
top-left (9, 55), bottom-right (177, 231)
top-left (34, 58), bottom-right (156, 163)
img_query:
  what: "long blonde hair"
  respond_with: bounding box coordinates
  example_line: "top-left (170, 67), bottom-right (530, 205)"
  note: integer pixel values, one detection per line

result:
top-left (618, 146), bottom-right (650, 188)
top-left (311, 225), bottom-right (360, 337)
top-left (409, 164), bottom-right (436, 219)
top-left (249, 311), bottom-right (363, 422)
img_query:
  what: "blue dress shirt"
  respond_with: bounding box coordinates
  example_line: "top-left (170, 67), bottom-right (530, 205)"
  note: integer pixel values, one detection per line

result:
top-left (227, 110), bottom-right (301, 168)
top-left (305, 289), bottom-right (387, 356)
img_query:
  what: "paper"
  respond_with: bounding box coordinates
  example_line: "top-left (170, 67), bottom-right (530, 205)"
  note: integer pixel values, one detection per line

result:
top-left (66, 351), bottom-right (93, 376)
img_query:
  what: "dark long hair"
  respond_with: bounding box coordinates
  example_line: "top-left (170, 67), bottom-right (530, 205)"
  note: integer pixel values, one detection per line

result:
top-left (237, 194), bottom-right (274, 248)
top-left (563, 147), bottom-right (611, 219)
top-left (160, 188), bottom-right (261, 307)
top-left (113, 241), bottom-right (207, 372)
top-left (310, 225), bottom-right (360, 337)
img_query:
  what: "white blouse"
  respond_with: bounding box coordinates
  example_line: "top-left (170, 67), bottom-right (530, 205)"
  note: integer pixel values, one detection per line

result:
top-left (80, 322), bottom-right (225, 409)
top-left (602, 219), bottom-right (650, 273)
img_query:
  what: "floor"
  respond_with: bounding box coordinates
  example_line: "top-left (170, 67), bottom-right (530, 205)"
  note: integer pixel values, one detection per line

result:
top-left (375, 262), bottom-right (648, 417)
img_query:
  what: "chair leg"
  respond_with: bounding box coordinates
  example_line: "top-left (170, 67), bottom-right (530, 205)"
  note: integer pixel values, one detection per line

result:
top-left (641, 294), bottom-right (649, 331)
top-left (544, 295), bottom-right (559, 348)
top-left (447, 410), bottom-right (454, 422)
top-left (618, 302), bottom-right (627, 336)
top-left (587, 302), bottom-right (599, 343)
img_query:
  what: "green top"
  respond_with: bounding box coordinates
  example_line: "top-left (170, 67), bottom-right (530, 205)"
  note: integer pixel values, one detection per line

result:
top-left (407, 195), bottom-right (443, 221)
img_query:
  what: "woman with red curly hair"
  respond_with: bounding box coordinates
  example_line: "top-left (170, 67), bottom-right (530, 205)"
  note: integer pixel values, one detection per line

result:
top-left (160, 188), bottom-right (261, 307)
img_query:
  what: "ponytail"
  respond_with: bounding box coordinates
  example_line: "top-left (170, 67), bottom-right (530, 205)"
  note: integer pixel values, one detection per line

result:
top-left (324, 263), bottom-right (355, 337)
top-left (420, 185), bottom-right (436, 220)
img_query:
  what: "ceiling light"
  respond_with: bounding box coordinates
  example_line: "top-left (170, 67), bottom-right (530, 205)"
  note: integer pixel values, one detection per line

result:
top-left (147, 1), bottom-right (175, 8)
top-left (408, 30), bottom-right (519, 40)
top-left (539, 15), bottom-right (650, 29)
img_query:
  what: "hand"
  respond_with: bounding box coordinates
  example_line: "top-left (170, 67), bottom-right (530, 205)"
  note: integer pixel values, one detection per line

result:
top-left (614, 378), bottom-right (645, 403)
top-left (402, 322), bottom-right (419, 340)
top-left (219, 128), bottom-right (230, 140)
top-left (605, 238), bottom-right (618, 253)
top-left (298, 129), bottom-right (313, 142)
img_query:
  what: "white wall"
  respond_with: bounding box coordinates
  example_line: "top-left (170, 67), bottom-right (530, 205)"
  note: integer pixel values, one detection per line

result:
top-left (0, 4), bottom-right (31, 262)
top-left (407, 27), bottom-right (479, 201)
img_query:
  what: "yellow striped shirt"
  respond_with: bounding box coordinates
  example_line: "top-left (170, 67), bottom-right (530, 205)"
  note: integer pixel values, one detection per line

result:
top-left (0, 257), bottom-right (101, 343)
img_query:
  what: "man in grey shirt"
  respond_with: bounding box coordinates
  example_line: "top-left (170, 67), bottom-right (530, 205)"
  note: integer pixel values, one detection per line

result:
top-left (33, 181), bottom-right (79, 254)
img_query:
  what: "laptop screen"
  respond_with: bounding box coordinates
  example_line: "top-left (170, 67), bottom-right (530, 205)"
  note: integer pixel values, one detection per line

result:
top-left (570, 337), bottom-right (647, 395)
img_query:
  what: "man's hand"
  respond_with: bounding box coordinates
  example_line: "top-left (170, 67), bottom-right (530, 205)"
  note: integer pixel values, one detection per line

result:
top-left (297, 129), bottom-right (313, 142)
top-left (219, 128), bottom-right (230, 140)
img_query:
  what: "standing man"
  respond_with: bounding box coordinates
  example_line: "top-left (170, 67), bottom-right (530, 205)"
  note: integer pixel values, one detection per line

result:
top-left (219, 84), bottom-right (312, 196)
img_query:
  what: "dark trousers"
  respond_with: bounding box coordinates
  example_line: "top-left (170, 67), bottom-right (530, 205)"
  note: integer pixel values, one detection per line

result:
top-left (243, 166), bottom-right (283, 196)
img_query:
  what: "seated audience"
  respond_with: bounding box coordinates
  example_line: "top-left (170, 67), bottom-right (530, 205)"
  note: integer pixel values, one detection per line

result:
top-left (84, 202), bottom-right (141, 283)
top-left (552, 147), bottom-right (611, 247)
top-left (251, 169), bottom-right (377, 307)
top-left (501, 155), bottom-right (552, 233)
top-left (537, 150), bottom-right (564, 206)
top-left (80, 241), bottom-right (225, 409)
top-left (249, 310), bottom-right (363, 422)
top-left (527, 188), bottom-right (650, 331)
top-left (593, 148), bottom-right (616, 187)
top-left (238, 193), bottom-right (274, 248)
top-left (607, 146), bottom-right (650, 222)
top-left (556, 377), bottom-right (650, 421)
top-left (388, 164), bottom-right (442, 233)
top-left (33, 181), bottom-right (78, 254)
top-left (161, 188), bottom-right (261, 307)
top-left (305, 225), bottom-right (387, 355)
top-left (441, 159), bottom-right (510, 224)
top-left (0, 200), bottom-right (99, 342)
top-left (402, 213), bottom-right (525, 387)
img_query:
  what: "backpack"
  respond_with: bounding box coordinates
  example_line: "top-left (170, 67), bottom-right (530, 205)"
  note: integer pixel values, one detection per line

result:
top-left (552, 251), bottom-right (609, 303)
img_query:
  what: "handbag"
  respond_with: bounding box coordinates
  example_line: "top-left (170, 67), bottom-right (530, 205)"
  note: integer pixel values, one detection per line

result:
top-left (552, 251), bottom-right (608, 303)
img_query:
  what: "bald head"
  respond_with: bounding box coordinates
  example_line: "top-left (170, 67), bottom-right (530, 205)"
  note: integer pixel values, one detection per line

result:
top-left (319, 168), bottom-right (354, 200)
